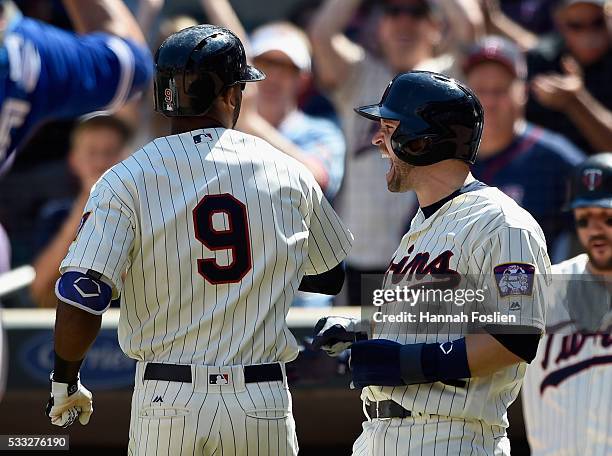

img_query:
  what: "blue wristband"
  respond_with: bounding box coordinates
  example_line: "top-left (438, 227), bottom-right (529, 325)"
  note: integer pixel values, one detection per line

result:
top-left (400, 338), bottom-right (471, 385)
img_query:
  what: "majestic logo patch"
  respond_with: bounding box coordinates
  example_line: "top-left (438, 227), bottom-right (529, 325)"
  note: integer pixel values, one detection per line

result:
top-left (209, 373), bottom-right (229, 385)
top-left (152, 395), bottom-right (163, 404)
top-left (582, 168), bottom-right (603, 191)
top-left (509, 301), bottom-right (522, 311)
top-left (494, 263), bottom-right (535, 297)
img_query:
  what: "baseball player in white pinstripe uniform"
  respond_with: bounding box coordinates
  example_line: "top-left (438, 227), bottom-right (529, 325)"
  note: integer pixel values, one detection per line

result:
top-left (313, 71), bottom-right (552, 455)
top-left (523, 153), bottom-right (612, 456)
top-left (45, 25), bottom-right (352, 456)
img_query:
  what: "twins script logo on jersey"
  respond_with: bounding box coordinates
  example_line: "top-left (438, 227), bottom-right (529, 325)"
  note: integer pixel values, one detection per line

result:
top-left (387, 245), bottom-right (460, 287)
top-left (582, 168), bottom-right (603, 191)
top-left (494, 263), bottom-right (535, 297)
top-left (539, 332), bottom-right (612, 393)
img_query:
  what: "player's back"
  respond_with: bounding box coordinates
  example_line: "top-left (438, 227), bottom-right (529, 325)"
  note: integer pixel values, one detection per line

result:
top-left (99, 128), bottom-right (350, 366)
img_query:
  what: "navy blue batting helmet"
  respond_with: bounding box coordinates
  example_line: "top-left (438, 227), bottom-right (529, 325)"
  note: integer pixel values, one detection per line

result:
top-left (355, 71), bottom-right (484, 166)
top-left (154, 25), bottom-right (265, 117)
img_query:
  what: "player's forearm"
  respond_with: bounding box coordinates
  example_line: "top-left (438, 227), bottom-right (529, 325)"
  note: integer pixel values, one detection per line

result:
top-left (54, 302), bottom-right (101, 364)
top-left (565, 89), bottom-right (612, 152)
top-left (62, 0), bottom-right (146, 44)
top-left (465, 333), bottom-right (525, 376)
top-left (200, 0), bottom-right (251, 55)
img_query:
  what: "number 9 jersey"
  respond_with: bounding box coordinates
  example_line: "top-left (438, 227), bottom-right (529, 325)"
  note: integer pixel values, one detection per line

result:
top-left (58, 127), bottom-right (353, 366)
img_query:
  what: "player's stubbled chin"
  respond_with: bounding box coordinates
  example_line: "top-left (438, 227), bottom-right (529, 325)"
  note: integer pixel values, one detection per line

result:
top-left (386, 162), bottom-right (395, 185)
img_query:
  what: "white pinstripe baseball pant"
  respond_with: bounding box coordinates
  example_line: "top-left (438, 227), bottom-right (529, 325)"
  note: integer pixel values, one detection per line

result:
top-left (352, 409), bottom-right (510, 456)
top-left (128, 361), bottom-right (298, 455)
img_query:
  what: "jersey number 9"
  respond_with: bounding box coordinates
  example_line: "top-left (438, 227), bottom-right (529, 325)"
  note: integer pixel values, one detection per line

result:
top-left (193, 194), bottom-right (252, 284)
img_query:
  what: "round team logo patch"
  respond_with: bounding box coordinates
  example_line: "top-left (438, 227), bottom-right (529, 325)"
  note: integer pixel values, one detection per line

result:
top-left (494, 262), bottom-right (535, 297)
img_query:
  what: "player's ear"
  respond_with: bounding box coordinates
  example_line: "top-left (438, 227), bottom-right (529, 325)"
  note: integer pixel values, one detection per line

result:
top-left (226, 84), bottom-right (241, 110)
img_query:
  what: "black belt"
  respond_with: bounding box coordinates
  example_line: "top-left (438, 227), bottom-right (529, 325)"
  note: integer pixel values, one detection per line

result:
top-left (143, 362), bottom-right (283, 384)
top-left (366, 400), bottom-right (412, 419)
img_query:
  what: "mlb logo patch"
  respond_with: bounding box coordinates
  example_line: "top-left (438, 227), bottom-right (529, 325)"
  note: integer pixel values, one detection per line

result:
top-left (494, 263), bottom-right (535, 297)
top-left (193, 133), bottom-right (213, 144)
top-left (209, 373), bottom-right (230, 385)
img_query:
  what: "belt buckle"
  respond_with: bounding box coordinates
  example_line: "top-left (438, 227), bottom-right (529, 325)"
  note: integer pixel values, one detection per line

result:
top-left (376, 402), bottom-right (391, 421)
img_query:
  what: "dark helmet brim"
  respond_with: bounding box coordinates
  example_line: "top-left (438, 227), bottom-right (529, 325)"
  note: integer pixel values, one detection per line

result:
top-left (566, 197), bottom-right (612, 211)
top-left (240, 65), bottom-right (266, 82)
top-left (354, 104), bottom-right (403, 121)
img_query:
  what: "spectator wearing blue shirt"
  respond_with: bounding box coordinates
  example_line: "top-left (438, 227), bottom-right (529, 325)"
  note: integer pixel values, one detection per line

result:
top-left (0, 0), bottom-right (153, 176)
top-left (465, 36), bottom-right (585, 261)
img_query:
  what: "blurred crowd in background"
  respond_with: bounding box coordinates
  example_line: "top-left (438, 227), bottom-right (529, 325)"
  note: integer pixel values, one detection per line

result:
top-left (1, 0), bottom-right (612, 308)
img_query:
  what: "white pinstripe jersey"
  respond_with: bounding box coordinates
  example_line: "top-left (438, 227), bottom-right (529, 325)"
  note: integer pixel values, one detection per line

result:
top-left (60, 127), bottom-right (353, 366)
top-left (363, 185), bottom-right (551, 427)
top-left (523, 254), bottom-right (612, 456)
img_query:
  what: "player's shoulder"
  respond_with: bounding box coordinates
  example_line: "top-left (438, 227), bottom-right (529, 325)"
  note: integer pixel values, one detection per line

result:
top-left (226, 129), bottom-right (320, 183)
top-left (96, 145), bottom-right (150, 201)
top-left (551, 253), bottom-right (589, 275)
top-left (465, 185), bottom-right (546, 241)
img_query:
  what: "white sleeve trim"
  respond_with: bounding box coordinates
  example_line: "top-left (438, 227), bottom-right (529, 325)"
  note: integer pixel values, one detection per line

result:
top-left (86, 36), bottom-right (135, 117)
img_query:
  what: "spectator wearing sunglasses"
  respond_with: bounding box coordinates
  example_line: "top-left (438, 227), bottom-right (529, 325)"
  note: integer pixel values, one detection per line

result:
top-left (526, 0), bottom-right (612, 155)
top-left (308, 0), bottom-right (483, 305)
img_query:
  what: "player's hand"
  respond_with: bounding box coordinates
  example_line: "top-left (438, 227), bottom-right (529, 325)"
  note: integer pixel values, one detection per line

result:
top-left (311, 316), bottom-right (367, 356)
top-left (45, 375), bottom-right (93, 428)
top-left (350, 339), bottom-right (405, 387)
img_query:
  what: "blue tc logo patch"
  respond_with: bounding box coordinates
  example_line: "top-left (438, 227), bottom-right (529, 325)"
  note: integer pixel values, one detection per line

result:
top-left (19, 330), bottom-right (136, 389)
top-left (494, 263), bottom-right (535, 297)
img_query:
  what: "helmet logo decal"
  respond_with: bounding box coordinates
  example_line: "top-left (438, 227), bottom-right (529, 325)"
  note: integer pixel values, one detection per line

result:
top-left (164, 79), bottom-right (177, 112)
top-left (582, 168), bottom-right (603, 191)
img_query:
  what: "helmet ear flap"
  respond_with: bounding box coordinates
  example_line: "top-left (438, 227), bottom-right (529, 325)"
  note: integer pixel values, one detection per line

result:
top-left (185, 71), bottom-right (224, 115)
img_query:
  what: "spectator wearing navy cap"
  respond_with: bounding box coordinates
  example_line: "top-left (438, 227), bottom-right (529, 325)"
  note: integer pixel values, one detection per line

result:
top-left (466, 36), bottom-right (586, 261)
